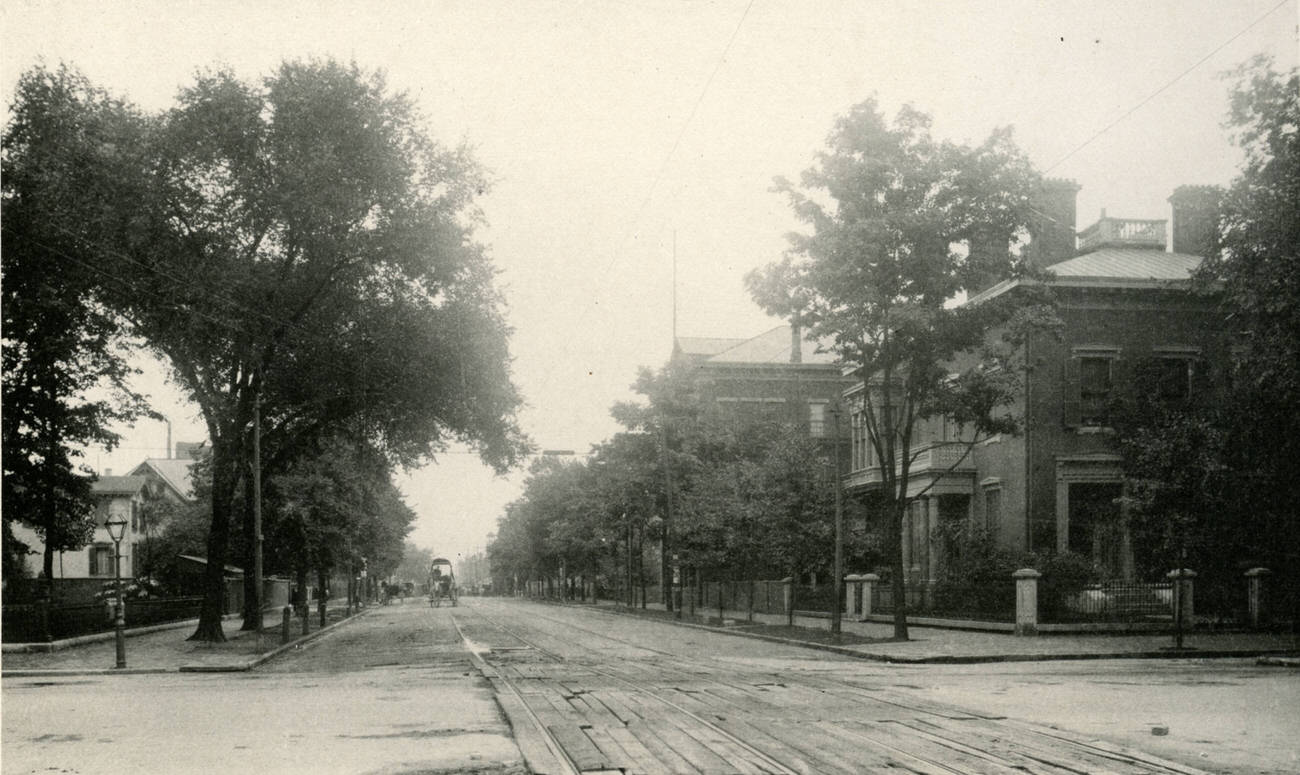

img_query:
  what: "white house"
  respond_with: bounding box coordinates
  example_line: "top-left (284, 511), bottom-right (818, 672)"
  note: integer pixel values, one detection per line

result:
top-left (13, 475), bottom-right (147, 581)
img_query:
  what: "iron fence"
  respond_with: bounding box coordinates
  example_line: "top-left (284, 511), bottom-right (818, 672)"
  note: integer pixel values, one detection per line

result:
top-left (2, 596), bottom-right (204, 643)
top-left (1041, 581), bottom-right (1172, 624)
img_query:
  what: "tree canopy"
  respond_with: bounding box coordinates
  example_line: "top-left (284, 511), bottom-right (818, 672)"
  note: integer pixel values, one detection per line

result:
top-left (1116, 58), bottom-right (1300, 612)
top-left (2, 65), bottom-right (155, 593)
top-left (4, 60), bottom-right (531, 640)
top-left (746, 98), bottom-right (1051, 639)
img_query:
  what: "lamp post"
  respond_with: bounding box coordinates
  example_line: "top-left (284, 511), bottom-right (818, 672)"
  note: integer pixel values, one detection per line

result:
top-left (105, 513), bottom-right (128, 669)
top-left (829, 401), bottom-right (845, 636)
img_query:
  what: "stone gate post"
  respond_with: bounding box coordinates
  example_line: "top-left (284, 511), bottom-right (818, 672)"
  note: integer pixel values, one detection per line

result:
top-left (1013, 568), bottom-right (1041, 636)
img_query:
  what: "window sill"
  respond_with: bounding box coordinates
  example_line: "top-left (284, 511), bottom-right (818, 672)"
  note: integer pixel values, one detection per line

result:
top-left (1074, 426), bottom-right (1115, 435)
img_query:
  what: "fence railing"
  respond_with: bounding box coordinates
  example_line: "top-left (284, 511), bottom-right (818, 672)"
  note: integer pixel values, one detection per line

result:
top-left (1040, 581), bottom-right (1172, 624)
top-left (535, 568), bottom-right (1293, 631)
top-left (2, 596), bottom-right (205, 643)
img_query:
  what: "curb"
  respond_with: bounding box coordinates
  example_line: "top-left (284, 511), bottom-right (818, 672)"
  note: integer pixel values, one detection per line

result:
top-left (553, 600), bottom-right (1292, 664)
top-left (1256, 655), bottom-right (1300, 667)
top-left (1, 609), bottom-right (370, 677)
top-left (179, 607), bottom-right (371, 672)
top-left (0, 667), bottom-right (173, 677)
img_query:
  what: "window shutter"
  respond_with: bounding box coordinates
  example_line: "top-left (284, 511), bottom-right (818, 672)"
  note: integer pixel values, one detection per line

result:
top-left (88, 547), bottom-right (98, 576)
top-left (1190, 357), bottom-right (1209, 402)
top-left (1062, 356), bottom-right (1081, 428)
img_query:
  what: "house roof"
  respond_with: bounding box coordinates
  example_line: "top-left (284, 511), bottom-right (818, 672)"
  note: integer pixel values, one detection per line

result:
top-left (966, 248), bottom-right (1205, 306)
top-left (91, 475), bottom-right (147, 496)
top-left (1047, 248), bottom-right (1200, 281)
top-left (129, 458), bottom-right (197, 501)
top-left (678, 325), bottom-right (840, 367)
top-left (675, 336), bottom-right (750, 357)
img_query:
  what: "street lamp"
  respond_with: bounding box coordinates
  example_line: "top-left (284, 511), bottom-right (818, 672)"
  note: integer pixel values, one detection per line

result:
top-left (104, 513), bottom-right (128, 669)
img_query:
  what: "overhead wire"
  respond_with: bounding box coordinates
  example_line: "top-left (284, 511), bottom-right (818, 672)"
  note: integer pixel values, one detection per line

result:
top-left (584, 0), bottom-right (757, 315)
top-left (1043, 0), bottom-right (1291, 174)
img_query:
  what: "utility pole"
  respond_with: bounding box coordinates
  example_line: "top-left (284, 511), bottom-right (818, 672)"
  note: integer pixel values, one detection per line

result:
top-left (830, 400), bottom-right (844, 636)
top-left (251, 385), bottom-right (264, 635)
top-left (659, 422), bottom-right (677, 613)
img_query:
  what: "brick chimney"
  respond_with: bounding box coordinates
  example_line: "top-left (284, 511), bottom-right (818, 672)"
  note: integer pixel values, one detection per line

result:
top-left (1168, 185), bottom-right (1222, 257)
top-left (1024, 178), bottom-right (1081, 270)
top-left (790, 318), bottom-right (802, 364)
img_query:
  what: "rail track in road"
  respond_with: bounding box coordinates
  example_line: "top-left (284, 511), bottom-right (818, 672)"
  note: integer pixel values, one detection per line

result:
top-left (451, 601), bottom-right (1212, 775)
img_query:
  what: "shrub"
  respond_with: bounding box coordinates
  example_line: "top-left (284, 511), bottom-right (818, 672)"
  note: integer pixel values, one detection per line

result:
top-left (1035, 551), bottom-right (1096, 619)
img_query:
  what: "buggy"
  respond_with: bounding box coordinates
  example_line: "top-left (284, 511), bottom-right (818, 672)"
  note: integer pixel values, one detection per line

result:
top-left (427, 557), bottom-right (458, 607)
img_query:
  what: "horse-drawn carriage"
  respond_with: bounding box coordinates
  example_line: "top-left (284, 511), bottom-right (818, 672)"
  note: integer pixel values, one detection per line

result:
top-left (428, 557), bottom-right (457, 607)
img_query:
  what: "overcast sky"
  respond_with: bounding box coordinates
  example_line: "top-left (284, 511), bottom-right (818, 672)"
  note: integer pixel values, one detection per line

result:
top-left (4, 1), bottom-right (1296, 562)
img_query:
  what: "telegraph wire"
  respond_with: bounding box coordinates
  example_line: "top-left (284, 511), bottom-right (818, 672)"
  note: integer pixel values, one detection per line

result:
top-left (587, 0), bottom-right (757, 309)
top-left (1043, 0), bottom-right (1291, 173)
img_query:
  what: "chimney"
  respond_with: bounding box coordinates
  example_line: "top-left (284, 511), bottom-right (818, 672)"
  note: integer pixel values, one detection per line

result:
top-left (1025, 178), bottom-right (1081, 270)
top-left (105, 468), bottom-right (113, 477)
top-left (1168, 185), bottom-right (1222, 256)
top-left (790, 318), bottom-right (802, 364)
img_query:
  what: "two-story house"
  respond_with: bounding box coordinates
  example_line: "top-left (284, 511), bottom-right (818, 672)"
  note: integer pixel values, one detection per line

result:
top-left (12, 475), bottom-right (148, 599)
top-left (674, 323), bottom-right (857, 453)
top-left (843, 184), bottom-right (1224, 589)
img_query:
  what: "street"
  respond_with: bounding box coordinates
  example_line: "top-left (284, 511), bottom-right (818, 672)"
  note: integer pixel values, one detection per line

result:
top-left (4, 598), bottom-right (1298, 774)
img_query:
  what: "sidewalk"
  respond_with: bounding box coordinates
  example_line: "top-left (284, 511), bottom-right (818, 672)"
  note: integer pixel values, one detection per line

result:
top-left (1, 608), bottom-right (366, 676)
top-left (579, 598), bottom-right (1300, 663)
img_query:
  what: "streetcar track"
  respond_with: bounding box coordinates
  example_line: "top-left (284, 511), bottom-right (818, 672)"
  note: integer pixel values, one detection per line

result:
top-left (449, 609), bottom-right (584, 775)
top-left (510, 605), bottom-right (1213, 774)
top-left (448, 601), bottom-right (1213, 775)
top-left (455, 604), bottom-right (803, 775)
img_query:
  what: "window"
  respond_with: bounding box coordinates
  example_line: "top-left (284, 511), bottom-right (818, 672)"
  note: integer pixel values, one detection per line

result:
top-left (1154, 357), bottom-right (1192, 402)
top-left (983, 486), bottom-right (1002, 532)
top-left (88, 544), bottom-right (114, 577)
top-left (808, 402), bottom-right (827, 438)
top-left (851, 410), bottom-right (875, 471)
top-left (1078, 357), bottom-right (1113, 426)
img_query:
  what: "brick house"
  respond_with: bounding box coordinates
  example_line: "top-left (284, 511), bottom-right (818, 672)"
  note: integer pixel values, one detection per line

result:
top-left (843, 184), bottom-right (1225, 587)
top-left (674, 323), bottom-right (856, 454)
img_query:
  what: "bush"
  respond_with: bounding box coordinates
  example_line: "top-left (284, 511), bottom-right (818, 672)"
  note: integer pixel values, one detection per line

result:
top-left (931, 524), bottom-right (1020, 618)
top-left (1035, 551), bottom-right (1096, 620)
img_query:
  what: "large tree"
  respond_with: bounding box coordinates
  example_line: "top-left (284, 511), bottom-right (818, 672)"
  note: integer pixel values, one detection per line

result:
top-left (1116, 58), bottom-right (1300, 614)
top-left (9, 60), bottom-right (530, 640)
top-left (2, 66), bottom-right (154, 600)
top-left (747, 99), bottom-right (1051, 639)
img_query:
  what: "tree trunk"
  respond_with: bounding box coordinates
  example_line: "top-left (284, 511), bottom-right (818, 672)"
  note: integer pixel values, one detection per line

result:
top-left (888, 499), bottom-right (909, 641)
top-left (40, 538), bottom-right (55, 643)
top-left (188, 438), bottom-right (241, 642)
top-left (317, 567), bottom-right (328, 628)
top-left (240, 470), bottom-right (260, 631)
top-left (295, 565), bottom-right (309, 618)
top-left (638, 526), bottom-right (647, 609)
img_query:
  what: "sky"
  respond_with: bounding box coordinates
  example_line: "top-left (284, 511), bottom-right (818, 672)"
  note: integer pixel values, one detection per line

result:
top-left (3, 0), bottom-right (1297, 561)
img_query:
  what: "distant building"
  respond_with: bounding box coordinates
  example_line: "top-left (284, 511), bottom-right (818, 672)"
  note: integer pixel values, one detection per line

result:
top-left (674, 323), bottom-right (855, 455)
top-left (129, 441), bottom-right (203, 503)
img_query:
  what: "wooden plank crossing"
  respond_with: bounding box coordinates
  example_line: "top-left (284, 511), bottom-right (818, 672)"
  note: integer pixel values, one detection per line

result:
top-left (494, 665), bottom-right (1216, 774)
top-left (456, 606), bottom-right (1215, 775)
